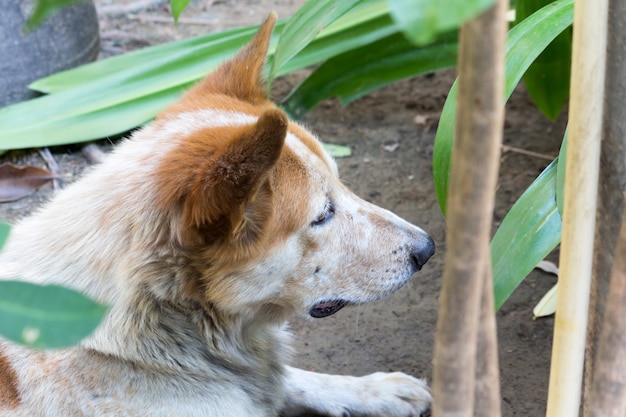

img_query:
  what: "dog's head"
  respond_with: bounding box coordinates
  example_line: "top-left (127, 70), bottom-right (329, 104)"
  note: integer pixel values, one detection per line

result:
top-left (154, 14), bottom-right (434, 321)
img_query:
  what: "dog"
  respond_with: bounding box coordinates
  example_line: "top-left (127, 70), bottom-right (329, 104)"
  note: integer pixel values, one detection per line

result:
top-left (0, 13), bottom-right (435, 417)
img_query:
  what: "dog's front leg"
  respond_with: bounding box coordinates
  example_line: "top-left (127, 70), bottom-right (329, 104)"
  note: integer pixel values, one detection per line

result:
top-left (281, 366), bottom-right (431, 417)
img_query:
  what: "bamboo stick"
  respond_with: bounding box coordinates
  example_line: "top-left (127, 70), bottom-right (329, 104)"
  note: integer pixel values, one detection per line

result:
top-left (587, 206), bottom-right (626, 416)
top-left (545, 0), bottom-right (608, 414)
top-left (431, 1), bottom-right (507, 416)
top-left (584, 0), bottom-right (626, 412)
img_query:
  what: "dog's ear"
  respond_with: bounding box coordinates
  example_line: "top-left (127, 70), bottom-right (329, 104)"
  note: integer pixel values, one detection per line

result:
top-left (182, 13), bottom-right (276, 105)
top-left (158, 109), bottom-right (288, 246)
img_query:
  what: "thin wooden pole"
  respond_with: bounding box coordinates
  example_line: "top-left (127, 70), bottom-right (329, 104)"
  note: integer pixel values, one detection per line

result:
top-left (431, 1), bottom-right (507, 416)
top-left (545, 0), bottom-right (608, 414)
top-left (587, 207), bottom-right (626, 416)
top-left (474, 253), bottom-right (502, 417)
top-left (584, 0), bottom-right (626, 412)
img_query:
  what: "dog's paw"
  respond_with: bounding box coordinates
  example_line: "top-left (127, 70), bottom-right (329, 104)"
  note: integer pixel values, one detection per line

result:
top-left (283, 367), bottom-right (430, 417)
top-left (344, 372), bottom-right (431, 417)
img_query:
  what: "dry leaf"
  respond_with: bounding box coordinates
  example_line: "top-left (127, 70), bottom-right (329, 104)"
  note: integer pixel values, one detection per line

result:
top-left (0, 163), bottom-right (57, 202)
top-left (533, 283), bottom-right (558, 319)
top-left (532, 260), bottom-right (560, 319)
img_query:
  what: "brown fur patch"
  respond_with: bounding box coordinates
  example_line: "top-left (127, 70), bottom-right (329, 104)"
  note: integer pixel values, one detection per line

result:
top-left (0, 348), bottom-right (20, 408)
top-left (164, 13), bottom-right (277, 113)
top-left (157, 109), bottom-right (287, 248)
top-left (265, 146), bottom-right (313, 240)
top-left (287, 122), bottom-right (333, 171)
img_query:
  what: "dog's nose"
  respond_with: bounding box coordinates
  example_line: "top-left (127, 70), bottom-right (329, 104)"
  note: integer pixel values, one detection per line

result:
top-left (410, 235), bottom-right (435, 271)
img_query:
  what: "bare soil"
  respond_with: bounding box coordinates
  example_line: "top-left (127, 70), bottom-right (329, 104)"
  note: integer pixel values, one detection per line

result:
top-left (1, 0), bottom-right (569, 415)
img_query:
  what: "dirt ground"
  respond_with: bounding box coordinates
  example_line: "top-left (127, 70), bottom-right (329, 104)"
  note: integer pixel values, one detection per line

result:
top-left (1, 0), bottom-right (570, 415)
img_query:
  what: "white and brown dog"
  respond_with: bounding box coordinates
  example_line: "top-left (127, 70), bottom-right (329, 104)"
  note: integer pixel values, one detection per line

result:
top-left (0, 14), bottom-right (434, 417)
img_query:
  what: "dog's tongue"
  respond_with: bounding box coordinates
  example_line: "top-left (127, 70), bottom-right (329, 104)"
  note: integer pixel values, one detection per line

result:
top-left (309, 300), bottom-right (347, 318)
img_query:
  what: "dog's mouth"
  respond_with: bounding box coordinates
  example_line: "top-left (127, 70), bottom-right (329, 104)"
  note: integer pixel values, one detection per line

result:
top-left (309, 300), bottom-right (348, 318)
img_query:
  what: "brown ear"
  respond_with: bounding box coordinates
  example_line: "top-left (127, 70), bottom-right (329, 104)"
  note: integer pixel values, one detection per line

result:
top-left (183, 13), bottom-right (277, 105)
top-left (159, 109), bottom-right (288, 245)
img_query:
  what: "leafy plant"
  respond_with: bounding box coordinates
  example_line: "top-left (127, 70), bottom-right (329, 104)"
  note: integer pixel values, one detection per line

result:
top-left (0, 0), bottom-right (572, 345)
top-left (433, 0), bottom-right (572, 309)
top-left (515, 0), bottom-right (572, 120)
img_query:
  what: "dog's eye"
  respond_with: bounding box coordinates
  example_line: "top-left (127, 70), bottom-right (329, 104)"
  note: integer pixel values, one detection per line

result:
top-left (311, 201), bottom-right (335, 227)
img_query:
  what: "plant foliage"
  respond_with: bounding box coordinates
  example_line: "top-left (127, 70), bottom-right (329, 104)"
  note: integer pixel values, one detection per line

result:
top-left (388, 0), bottom-right (495, 45)
top-left (516, 0), bottom-right (572, 120)
top-left (1, 0), bottom-right (575, 351)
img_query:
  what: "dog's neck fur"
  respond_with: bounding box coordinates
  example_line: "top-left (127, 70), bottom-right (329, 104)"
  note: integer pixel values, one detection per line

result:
top-left (83, 282), bottom-right (288, 377)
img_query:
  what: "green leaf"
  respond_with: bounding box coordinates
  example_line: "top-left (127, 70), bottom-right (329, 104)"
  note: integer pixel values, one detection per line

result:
top-left (431, 0), bottom-right (572, 310)
top-left (26, 0), bottom-right (85, 30)
top-left (0, 3), bottom-right (403, 150)
top-left (30, 25), bottom-right (259, 94)
top-left (277, 1), bottom-right (400, 77)
top-left (516, 0), bottom-right (572, 120)
top-left (269, 0), bottom-right (363, 80)
top-left (283, 31), bottom-right (457, 118)
top-left (492, 159), bottom-right (562, 310)
top-left (0, 281), bottom-right (107, 348)
top-left (433, 0), bottom-right (574, 214)
top-left (0, 83), bottom-right (193, 150)
top-left (33, 1), bottom-right (393, 94)
top-left (0, 223), bottom-right (10, 251)
top-left (169, 0), bottom-right (191, 22)
top-left (0, 25), bottom-right (262, 149)
top-left (388, 0), bottom-right (495, 46)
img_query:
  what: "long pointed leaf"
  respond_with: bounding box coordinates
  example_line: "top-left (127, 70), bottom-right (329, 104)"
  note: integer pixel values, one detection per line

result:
top-left (1, 30), bottom-right (260, 129)
top-left (516, 0), bottom-right (572, 120)
top-left (269, 0), bottom-right (362, 80)
top-left (30, 25), bottom-right (260, 94)
top-left (283, 32), bottom-right (457, 117)
top-left (491, 159), bottom-right (562, 310)
top-left (278, 3), bottom-right (400, 76)
top-left (0, 83), bottom-right (192, 150)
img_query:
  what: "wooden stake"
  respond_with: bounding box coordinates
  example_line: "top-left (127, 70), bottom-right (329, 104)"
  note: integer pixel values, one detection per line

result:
top-left (431, 1), bottom-right (507, 416)
top-left (546, 0), bottom-right (608, 414)
top-left (587, 207), bottom-right (626, 416)
top-left (584, 0), bottom-right (626, 412)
